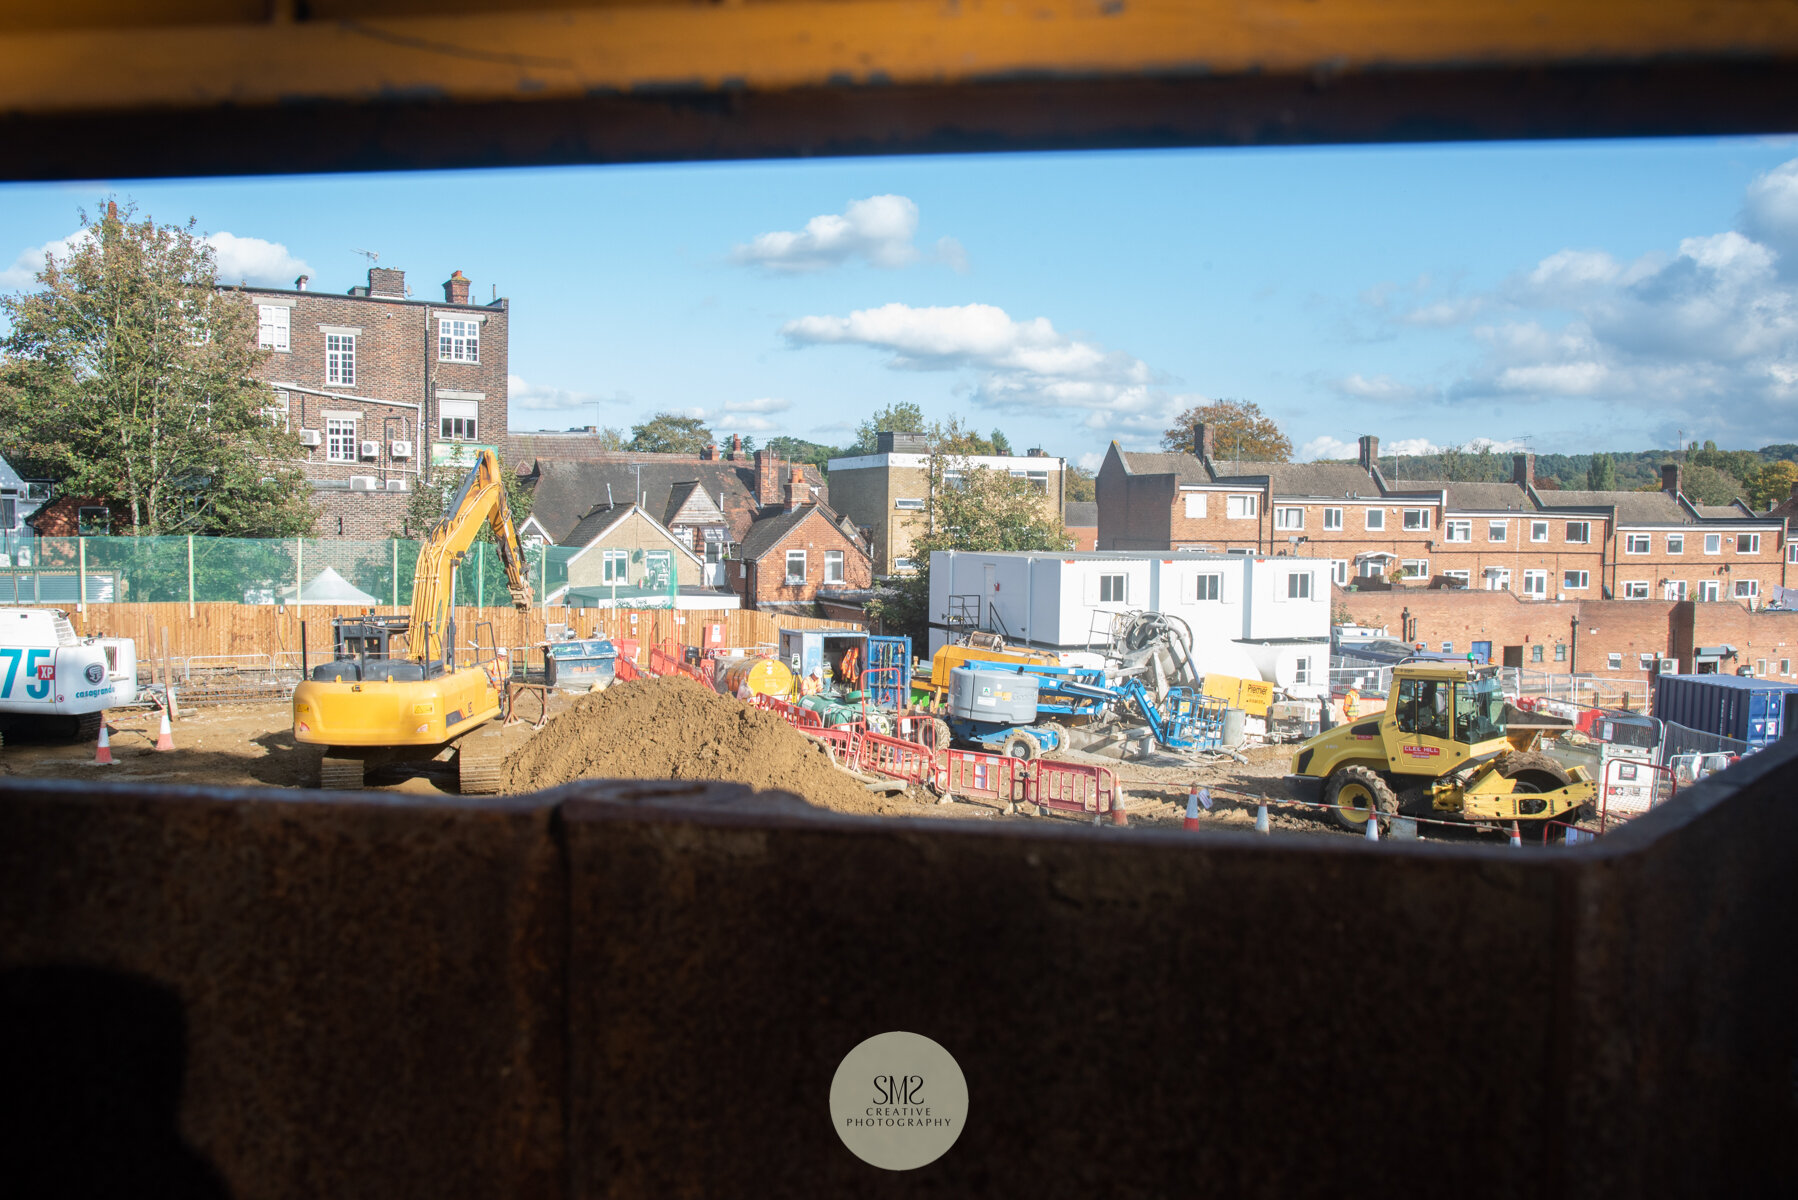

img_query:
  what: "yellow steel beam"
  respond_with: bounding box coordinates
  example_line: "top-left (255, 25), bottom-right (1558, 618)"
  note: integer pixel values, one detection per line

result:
top-left (1, 1), bottom-right (1796, 117)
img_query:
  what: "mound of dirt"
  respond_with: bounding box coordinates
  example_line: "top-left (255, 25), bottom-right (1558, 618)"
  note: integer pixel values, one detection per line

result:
top-left (501, 676), bottom-right (921, 816)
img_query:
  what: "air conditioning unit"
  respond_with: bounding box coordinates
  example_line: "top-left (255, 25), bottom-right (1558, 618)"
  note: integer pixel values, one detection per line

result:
top-left (1659, 658), bottom-right (1678, 673)
top-left (390, 439), bottom-right (413, 459)
top-left (386, 478), bottom-right (410, 492)
top-left (298, 428), bottom-right (322, 446)
top-left (359, 440), bottom-right (381, 459)
top-left (349, 476), bottom-right (379, 492)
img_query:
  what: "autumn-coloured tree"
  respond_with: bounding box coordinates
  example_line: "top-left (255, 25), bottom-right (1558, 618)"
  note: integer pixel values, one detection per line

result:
top-left (1159, 399), bottom-right (1292, 462)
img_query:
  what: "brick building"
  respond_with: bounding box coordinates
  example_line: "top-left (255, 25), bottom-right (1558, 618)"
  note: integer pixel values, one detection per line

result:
top-left (827, 432), bottom-right (1067, 575)
top-left (1098, 428), bottom-right (1788, 605)
top-left (229, 265), bottom-right (509, 539)
top-left (731, 476), bottom-right (874, 614)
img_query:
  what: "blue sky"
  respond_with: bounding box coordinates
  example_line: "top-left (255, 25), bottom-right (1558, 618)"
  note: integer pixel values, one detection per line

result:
top-left (5, 135), bottom-right (1798, 468)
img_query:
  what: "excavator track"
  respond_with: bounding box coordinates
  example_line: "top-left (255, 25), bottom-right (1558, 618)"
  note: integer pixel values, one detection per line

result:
top-left (457, 732), bottom-right (505, 795)
top-left (319, 754), bottom-right (365, 790)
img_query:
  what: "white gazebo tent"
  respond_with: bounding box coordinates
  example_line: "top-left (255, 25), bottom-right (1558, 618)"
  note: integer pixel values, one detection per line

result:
top-left (278, 566), bottom-right (381, 606)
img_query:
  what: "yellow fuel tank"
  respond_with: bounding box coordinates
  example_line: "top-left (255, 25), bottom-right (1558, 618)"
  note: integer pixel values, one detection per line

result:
top-left (713, 656), bottom-right (797, 700)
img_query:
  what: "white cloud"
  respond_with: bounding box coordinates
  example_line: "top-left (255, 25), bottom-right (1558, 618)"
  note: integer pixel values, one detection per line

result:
top-left (206, 232), bottom-right (311, 287)
top-left (2, 226), bottom-right (310, 291)
top-left (934, 236), bottom-right (969, 273)
top-left (1077, 451), bottom-right (1105, 472)
top-left (1336, 373), bottom-right (1432, 403)
top-left (1741, 157), bottom-right (1798, 263)
top-left (734, 194), bottom-right (932, 273)
top-left (508, 373), bottom-right (628, 412)
top-left (719, 414), bottom-right (778, 433)
top-left (1299, 435), bottom-right (1360, 461)
top-left (781, 301), bottom-right (1167, 433)
top-left (724, 396), bottom-right (790, 413)
top-left (1385, 437), bottom-right (1443, 456)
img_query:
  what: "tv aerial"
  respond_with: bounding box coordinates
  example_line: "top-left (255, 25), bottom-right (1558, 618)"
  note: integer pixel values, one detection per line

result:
top-left (352, 248), bottom-right (380, 265)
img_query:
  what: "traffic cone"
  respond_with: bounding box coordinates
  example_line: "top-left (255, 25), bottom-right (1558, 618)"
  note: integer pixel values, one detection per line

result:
top-left (154, 707), bottom-right (175, 752)
top-left (1509, 821), bottom-right (1523, 848)
top-left (1183, 788), bottom-right (1201, 832)
top-left (94, 722), bottom-right (113, 765)
top-left (1364, 807), bottom-right (1380, 842)
top-left (1109, 793), bottom-right (1128, 827)
top-left (1254, 803), bottom-right (1270, 835)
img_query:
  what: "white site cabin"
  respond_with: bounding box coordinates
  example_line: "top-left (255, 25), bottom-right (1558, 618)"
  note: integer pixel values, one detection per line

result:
top-left (927, 550), bottom-right (1332, 697)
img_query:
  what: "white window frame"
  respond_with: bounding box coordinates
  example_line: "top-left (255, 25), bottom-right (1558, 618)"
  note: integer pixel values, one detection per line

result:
top-left (894, 498), bottom-right (925, 511)
top-left (1484, 567), bottom-right (1511, 592)
top-left (263, 389), bottom-right (290, 430)
top-left (1292, 657), bottom-right (1311, 685)
top-left (1323, 507), bottom-right (1343, 531)
top-left (1531, 521), bottom-right (1549, 543)
top-left (601, 549), bottom-right (629, 584)
top-left (1697, 580), bottom-right (1721, 601)
top-left (326, 416), bottom-right (358, 463)
top-left (1735, 579), bottom-right (1759, 599)
top-left (1445, 519), bottom-right (1471, 542)
top-left (1183, 493), bottom-right (1207, 518)
top-left (1330, 560), bottom-right (1348, 586)
top-left (1487, 519), bottom-right (1507, 542)
top-left (1641, 653), bottom-right (1658, 672)
top-left (1737, 532), bottom-right (1761, 554)
top-left (1788, 542), bottom-right (1798, 564)
top-left (1563, 570), bottom-right (1590, 591)
top-left (1782, 659), bottom-right (1791, 676)
top-left (1757, 657), bottom-right (1768, 676)
top-left (1625, 533), bottom-right (1651, 555)
top-left (1402, 508), bottom-right (1431, 531)
top-left (1226, 494), bottom-right (1258, 520)
top-left (1442, 569), bottom-right (1471, 585)
top-left (1704, 533), bottom-right (1722, 555)
top-left (325, 333), bottom-right (356, 386)
top-left (438, 317), bottom-right (480, 364)
top-left (1565, 521), bottom-right (1591, 544)
top-left (1668, 533), bottom-right (1685, 555)
top-left (1531, 643), bottom-right (1544, 664)
top-left (257, 304), bottom-right (290, 352)
top-left (1099, 573), bottom-right (1127, 603)
top-left (1195, 573), bottom-right (1222, 601)
top-left (1622, 580), bottom-right (1650, 599)
top-left (823, 550), bottom-right (845, 583)
top-left (784, 549), bottom-right (807, 584)
top-left (1607, 652), bottom-right (1623, 671)
top-left (440, 397), bottom-right (479, 442)
top-left (1285, 571), bottom-right (1313, 600)
top-left (1522, 569), bottom-right (1548, 597)
top-left (1400, 558), bottom-right (1429, 579)
top-left (1663, 580), bottom-right (1689, 600)
top-left (1274, 506), bottom-right (1304, 531)
top-left (1364, 508), bottom-right (1385, 532)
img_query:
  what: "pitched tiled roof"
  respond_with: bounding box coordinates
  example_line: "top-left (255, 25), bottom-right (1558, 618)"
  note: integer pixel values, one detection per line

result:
top-left (1251, 462), bottom-right (1384, 499)
top-left (1695, 502), bottom-right (1755, 519)
top-left (522, 457), bottom-right (825, 545)
top-left (662, 480), bottom-right (700, 527)
top-left (1114, 449), bottom-right (1210, 485)
top-left (1405, 480), bottom-right (1535, 512)
top-left (1543, 489), bottom-right (1692, 524)
top-left (736, 505), bottom-right (819, 562)
top-left (561, 504), bottom-right (635, 548)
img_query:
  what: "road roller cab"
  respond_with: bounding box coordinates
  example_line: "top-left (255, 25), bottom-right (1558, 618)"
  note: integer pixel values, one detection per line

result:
top-left (1283, 662), bottom-right (1596, 835)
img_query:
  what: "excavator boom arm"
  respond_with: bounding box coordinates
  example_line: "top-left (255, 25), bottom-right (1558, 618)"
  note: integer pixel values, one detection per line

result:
top-left (410, 448), bottom-right (533, 670)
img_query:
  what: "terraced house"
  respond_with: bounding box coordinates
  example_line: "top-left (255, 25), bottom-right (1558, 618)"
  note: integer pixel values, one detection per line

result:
top-left (1098, 428), bottom-right (1788, 607)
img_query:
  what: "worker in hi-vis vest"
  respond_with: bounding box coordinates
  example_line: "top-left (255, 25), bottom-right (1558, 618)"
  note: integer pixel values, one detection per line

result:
top-left (1343, 685), bottom-right (1361, 720)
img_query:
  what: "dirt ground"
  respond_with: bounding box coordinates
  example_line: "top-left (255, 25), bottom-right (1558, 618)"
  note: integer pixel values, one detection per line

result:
top-left (0, 682), bottom-right (1455, 840)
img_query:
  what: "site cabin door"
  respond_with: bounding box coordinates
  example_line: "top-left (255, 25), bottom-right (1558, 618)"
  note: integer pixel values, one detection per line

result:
top-left (1502, 645), bottom-right (1524, 668)
top-left (865, 635), bottom-right (913, 707)
top-left (1470, 641), bottom-right (1492, 664)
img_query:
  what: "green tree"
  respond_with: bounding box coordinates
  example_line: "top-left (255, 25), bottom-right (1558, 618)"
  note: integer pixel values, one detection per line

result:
top-left (1437, 443), bottom-right (1505, 482)
top-left (990, 428), bottom-right (1013, 455)
top-left (764, 436), bottom-right (840, 472)
top-left (0, 201), bottom-right (315, 536)
top-left (629, 412), bottom-right (714, 454)
top-left (848, 401), bottom-right (927, 455)
top-left (403, 453), bottom-right (534, 541)
top-left (865, 429), bottom-right (1070, 642)
top-left (585, 426), bottom-right (627, 451)
top-left (1159, 398), bottom-right (1292, 461)
top-left (1064, 464), bottom-right (1096, 503)
top-left (1749, 460), bottom-right (1798, 509)
top-left (1680, 463), bottom-right (1745, 506)
top-left (1586, 453), bottom-right (1617, 491)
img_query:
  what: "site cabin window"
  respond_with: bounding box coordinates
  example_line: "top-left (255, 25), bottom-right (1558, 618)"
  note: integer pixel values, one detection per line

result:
top-left (1531, 643), bottom-right (1544, 663)
top-left (1625, 533), bottom-right (1651, 554)
top-left (1565, 521), bottom-right (1591, 544)
top-left (440, 398), bottom-right (478, 442)
top-left (1704, 533), bottom-right (1722, 554)
top-left (326, 417), bottom-right (357, 463)
top-left (1099, 573), bottom-right (1127, 603)
top-left (263, 389), bottom-right (290, 430)
top-left (1274, 506), bottom-right (1304, 531)
top-left (1286, 572), bottom-right (1312, 600)
top-left (257, 304), bottom-right (290, 352)
top-left (823, 550), bottom-right (845, 583)
top-left (1522, 570), bottom-right (1547, 597)
top-left (325, 333), bottom-right (355, 386)
top-left (1735, 579), bottom-right (1759, 600)
top-left (1402, 508), bottom-right (1431, 531)
top-left (438, 317), bottom-right (480, 363)
top-left (1563, 570), bottom-right (1590, 591)
top-left (1738, 532), bottom-right (1761, 554)
top-left (1183, 493), bottom-right (1207, 518)
top-left (1195, 573), bottom-right (1221, 601)
top-left (894, 498), bottom-right (925, 511)
top-left (784, 549), bottom-right (807, 583)
top-left (1697, 580), bottom-right (1721, 601)
top-left (1668, 533), bottom-right (1685, 554)
top-left (601, 549), bottom-right (628, 584)
top-left (1226, 494), bottom-right (1257, 520)
top-left (1364, 508), bottom-right (1385, 532)
top-left (1293, 657), bottom-right (1311, 685)
top-left (1488, 519), bottom-right (1507, 542)
top-left (1623, 581), bottom-right (1650, 599)
top-left (1607, 652), bottom-right (1623, 671)
top-left (1445, 519), bottom-right (1471, 542)
top-left (1554, 643), bottom-right (1567, 662)
top-left (1323, 507), bottom-right (1343, 531)
top-left (1331, 560), bottom-right (1349, 586)
top-left (77, 506), bottom-right (110, 536)
top-left (1531, 521), bottom-right (1550, 543)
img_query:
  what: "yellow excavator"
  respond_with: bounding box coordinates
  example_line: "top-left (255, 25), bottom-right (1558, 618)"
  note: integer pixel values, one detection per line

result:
top-left (292, 448), bottom-right (532, 792)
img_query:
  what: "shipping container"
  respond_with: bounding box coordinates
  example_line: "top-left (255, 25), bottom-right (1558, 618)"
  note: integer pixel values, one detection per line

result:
top-left (1650, 674), bottom-right (1798, 749)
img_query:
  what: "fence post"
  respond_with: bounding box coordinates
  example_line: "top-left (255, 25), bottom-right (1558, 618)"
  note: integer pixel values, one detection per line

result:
top-left (186, 534), bottom-right (195, 617)
top-left (77, 536), bottom-right (86, 612)
top-left (477, 541), bottom-right (485, 610)
top-left (295, 537), bottom-right (303, 611)
top-left (392, 538), bottom-right (399, 608)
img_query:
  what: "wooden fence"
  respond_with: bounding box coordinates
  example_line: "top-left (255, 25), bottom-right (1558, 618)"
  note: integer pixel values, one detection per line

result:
top-left (64, 603), bottom-right (863, 662)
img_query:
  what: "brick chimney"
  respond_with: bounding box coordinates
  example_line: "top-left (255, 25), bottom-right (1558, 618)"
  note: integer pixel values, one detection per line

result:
top-left (1192, 422), bottom-right (1215, 460)
top-left (1358, 435), bottom-right (1380, 470)
top-left (443, 270), bottom-right (471, 304)
top-left (754, 451), bottom-right (783, 504)
top-left (1513, 453), bottom-right (1535, 487)
top-left (729, 434), bottom-right (742, 461)
top-left (368, 267), bottom-right (406, 298)
top-left (700, 444), bottom-right (716, 461)
top-left (786, 466), bottom-right (807, 507)
top-left (1662, 463), bottom-right (1682, 495)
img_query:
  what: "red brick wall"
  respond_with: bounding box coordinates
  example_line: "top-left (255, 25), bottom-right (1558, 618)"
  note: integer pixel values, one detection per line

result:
top-left (1066, 523), bottom-right (1098, 552)
top-left (30, 496), bottom-right (129, 537)
top-left (732, 509), bottom-right (873, 609)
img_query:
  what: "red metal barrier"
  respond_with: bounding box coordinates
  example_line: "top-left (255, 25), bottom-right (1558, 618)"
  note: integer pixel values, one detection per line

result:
top-left (755, 695), bottom-right (825, 730)
top-left (1026, 759), bottom-right (1121, 821)
top-left (807, 724), bottom-right (864, 765)
top-left (614, 657), bottom-right (640, 682)
top-left (857, 731), bottom-right (945, 789)
top-left (941, 749), bottom-right (1024, 809)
